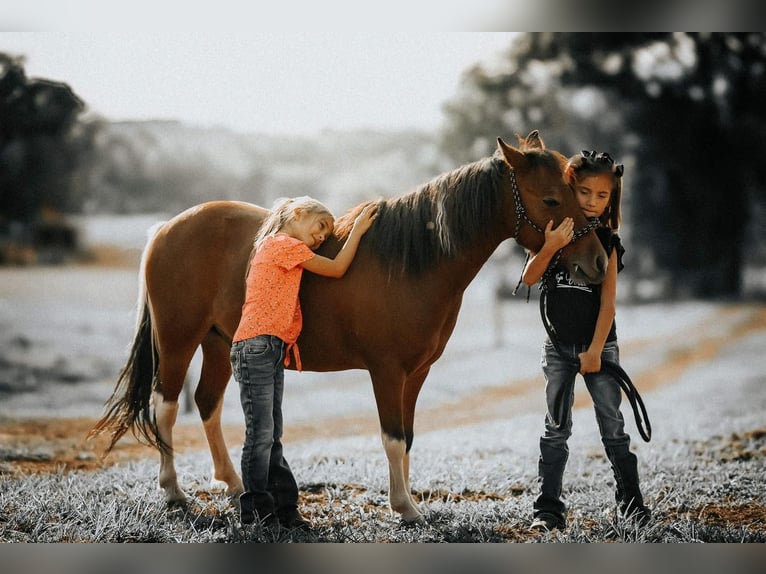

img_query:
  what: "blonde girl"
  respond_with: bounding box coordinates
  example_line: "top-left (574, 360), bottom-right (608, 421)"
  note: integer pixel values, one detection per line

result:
top-left (231, 196), bottom-right (377, 528)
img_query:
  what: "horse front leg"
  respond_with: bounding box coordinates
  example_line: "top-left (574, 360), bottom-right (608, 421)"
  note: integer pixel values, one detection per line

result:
top-left (402, 368), bottom-right (430, 507)
top-left (381, 434), bottom-right (424, 524)
top-left (370, 368), bottom-right (425, 525)
top-left (153, 390), bottom-right (186, 504)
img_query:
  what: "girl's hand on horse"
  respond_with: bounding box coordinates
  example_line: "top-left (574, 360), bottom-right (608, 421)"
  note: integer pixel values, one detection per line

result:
top-left (578, 348), bottom-right (602, 375)
top-left (544, 217), bottom-right (574, 251)
top-left (351, 204), bottom-right (379, 236)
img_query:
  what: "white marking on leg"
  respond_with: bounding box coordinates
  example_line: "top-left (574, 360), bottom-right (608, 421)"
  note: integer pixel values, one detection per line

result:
top-left (404, 450), bottom-right (412, 497)
top-left (153, 391), bottom-right (185, 503)
top-left (382, 433), bottom-right (424, 523)
top-left (203, 399), bottom-right (244, 497)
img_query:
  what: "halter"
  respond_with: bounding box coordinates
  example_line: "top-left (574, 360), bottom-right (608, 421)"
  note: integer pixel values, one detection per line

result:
top-left (509, 167), bottom-right (600, 243)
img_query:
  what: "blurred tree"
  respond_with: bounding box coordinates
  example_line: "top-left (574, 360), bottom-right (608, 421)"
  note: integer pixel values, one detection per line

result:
top-left (0, 52), bottom-right (90, 226)
top-left (442, 33), bottom-right (766, 299)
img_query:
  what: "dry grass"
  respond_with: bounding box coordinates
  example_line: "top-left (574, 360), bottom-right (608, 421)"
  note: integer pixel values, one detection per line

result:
top-left (1, 425), bottom-right (764, 543)
top-left (2, 265), bottom-right (765, 543)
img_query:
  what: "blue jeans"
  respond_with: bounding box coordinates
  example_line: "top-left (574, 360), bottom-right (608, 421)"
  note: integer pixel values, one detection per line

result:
top-left (230, 335), bottom-right (298, 513)
top-left (534, 339), bottom-right (632, 521)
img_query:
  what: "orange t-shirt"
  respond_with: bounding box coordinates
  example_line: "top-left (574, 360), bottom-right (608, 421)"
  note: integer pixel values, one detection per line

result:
top-left (232, 233), bottom-right (315, 368)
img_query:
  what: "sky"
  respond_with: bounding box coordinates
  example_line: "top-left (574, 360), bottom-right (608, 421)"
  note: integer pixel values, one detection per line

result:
top-left (1, 33), bottom-right (516, 135)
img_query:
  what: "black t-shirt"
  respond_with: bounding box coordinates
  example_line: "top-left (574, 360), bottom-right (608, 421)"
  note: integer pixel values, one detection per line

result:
top-left (544, 228), bottom-right (625, 345)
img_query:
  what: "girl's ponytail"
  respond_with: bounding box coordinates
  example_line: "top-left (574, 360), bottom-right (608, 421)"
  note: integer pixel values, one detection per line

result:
top-left (253, 198), bottom-right (295, 251)
top-left (253, 196), bottom-right (333, 251)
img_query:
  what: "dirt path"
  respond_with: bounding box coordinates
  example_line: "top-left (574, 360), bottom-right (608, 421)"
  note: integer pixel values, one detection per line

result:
top-left (2, 304), bottom-right (764, 476)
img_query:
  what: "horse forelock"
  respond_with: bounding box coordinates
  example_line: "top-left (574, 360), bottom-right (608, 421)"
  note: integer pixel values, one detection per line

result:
top-left (518, 147), bottom-right (566, 172)
top-left (343, 155), bottom-right (507, 276)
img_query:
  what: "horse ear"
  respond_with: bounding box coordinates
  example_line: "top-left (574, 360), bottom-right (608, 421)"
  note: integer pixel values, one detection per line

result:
top-left (524, 130), bottom-right (545, 150)
top-left (564, 164), bottom-right (575, 183)
top-left (497, 137), bottom-right (527, 169)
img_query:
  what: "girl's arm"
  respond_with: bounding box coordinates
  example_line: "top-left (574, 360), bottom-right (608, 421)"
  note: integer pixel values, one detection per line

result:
top-left (522, 218), bottom-right (574, 286)
top-left (578, 248), bottom-right (618, 374)
top-left (301, 204), bottom-right (378, 278)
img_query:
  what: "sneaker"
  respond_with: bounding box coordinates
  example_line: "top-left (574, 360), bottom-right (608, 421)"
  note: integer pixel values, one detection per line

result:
top-left (277, 506), bottom-right (312, 531)
top-left (530, 513), bottom-right (566, 532)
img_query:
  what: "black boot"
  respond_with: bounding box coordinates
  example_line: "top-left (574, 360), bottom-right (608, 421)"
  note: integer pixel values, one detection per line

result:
top-left (531, 439), bottom-right (568, 531)
top-left (276, 505), bottom-right (312, 531)
top-left (267, 457), bottom-right (310, 530)
top-left (239, 491), bottom-right (278, 528)
top-left (607, 447), bottom-right (651, 525)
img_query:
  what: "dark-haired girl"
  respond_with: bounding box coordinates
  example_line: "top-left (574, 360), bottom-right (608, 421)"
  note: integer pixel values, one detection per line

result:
top-left (521, 151), bottom-right (650, 532)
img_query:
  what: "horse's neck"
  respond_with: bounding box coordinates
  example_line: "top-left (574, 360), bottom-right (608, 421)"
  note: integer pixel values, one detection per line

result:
top-left (439, 232), bottom-right (505, 295)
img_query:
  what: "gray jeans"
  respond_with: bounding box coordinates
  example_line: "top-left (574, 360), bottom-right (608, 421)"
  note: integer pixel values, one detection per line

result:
top-left (230, 335), bottom-right (298, 511)
top-left (534, 339), bottom-right (636, 521)
top-left (540, 339), bottom-right (631, 452)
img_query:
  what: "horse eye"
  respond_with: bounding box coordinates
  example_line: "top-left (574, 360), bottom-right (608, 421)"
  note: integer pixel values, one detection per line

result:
top-left (543, 197), bottom-right (560, 207)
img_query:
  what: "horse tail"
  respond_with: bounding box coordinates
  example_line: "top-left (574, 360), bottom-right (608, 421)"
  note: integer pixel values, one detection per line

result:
top-left (89, 222), bottom-right (168, 454)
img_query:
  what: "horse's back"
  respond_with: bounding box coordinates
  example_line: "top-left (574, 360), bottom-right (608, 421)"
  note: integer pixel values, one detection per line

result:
top-left (163, 201), bottom-right (268, 236)
top-left (149, 200), bottom-right (266, 276)
top-left (146, 201), bottom-right (268, 341)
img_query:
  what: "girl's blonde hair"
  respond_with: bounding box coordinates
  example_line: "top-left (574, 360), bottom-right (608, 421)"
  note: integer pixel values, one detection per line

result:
top-left (565, 150), bottom-right (623, 230)
top-left (253, 196), bottom-right (334, 251)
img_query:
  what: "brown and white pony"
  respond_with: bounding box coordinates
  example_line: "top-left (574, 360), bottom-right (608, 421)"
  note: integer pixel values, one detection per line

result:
top-left (91, 132), bottom-right (608, 523)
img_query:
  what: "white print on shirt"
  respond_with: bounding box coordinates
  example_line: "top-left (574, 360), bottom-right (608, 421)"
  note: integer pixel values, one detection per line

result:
top-left (554, 269), bottom-right (592, 292)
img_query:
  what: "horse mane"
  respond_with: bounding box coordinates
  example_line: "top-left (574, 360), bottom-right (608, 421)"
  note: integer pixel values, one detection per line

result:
top-left (334, 151), bottom-right (523, 276)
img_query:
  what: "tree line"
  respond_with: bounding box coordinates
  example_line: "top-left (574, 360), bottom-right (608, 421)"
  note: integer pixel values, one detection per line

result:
top-left (440, 32), bottom-right (766, 298)
top-left (3, 35), bottom-right (766, 298)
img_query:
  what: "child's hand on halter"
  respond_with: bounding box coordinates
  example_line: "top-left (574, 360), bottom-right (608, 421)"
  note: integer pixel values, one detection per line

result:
top-left (544, 217), bottom-right (574, 251)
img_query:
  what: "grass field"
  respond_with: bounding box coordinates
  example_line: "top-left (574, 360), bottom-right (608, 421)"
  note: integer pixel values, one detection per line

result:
top-left (1, 263), bottom-right (765, 542)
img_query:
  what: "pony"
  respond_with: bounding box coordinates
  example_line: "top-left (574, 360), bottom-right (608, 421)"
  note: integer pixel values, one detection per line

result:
top-left (90, 131), bottom-right (608, 524)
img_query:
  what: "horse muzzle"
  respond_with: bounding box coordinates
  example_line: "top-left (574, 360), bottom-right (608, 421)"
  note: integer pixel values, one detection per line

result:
top-left (568, 255), bottom-right (607, 285)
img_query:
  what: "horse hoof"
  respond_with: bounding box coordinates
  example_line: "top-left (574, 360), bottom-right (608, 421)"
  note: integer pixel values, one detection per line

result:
top-left (400, 513), bottom-right (426, 527)
top-left (163, 487), bottom-right (188, 507)
top-left (166, 497), bottom-right (188, 509)
top-left (400, 509), bottom-right (426, 526)
top-left (226, 484), bottom-right (245, 498)
top-left (206, 476), bottom-right (244, 501)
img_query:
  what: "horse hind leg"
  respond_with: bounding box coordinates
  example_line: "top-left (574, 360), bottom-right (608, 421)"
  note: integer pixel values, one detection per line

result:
top-left (197, 330), bottom-right (244, 498)
top-left (153, 388), bottom-right (186, 505)
top-left (154, 343), bottom-right (198, 505)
